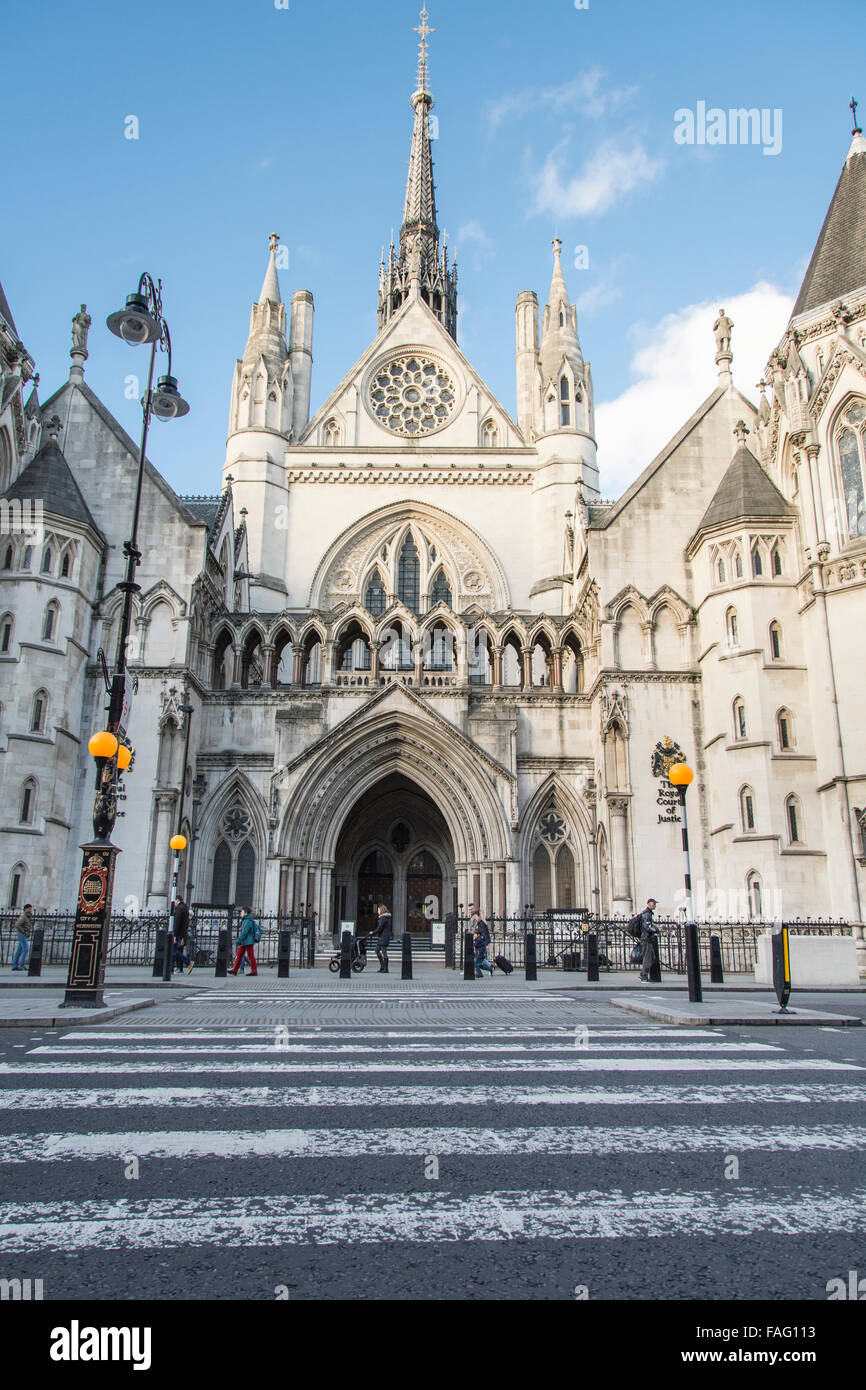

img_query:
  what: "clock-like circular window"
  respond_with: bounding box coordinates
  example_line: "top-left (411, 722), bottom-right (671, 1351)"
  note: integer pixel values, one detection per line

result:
top-left (368, 354), bottom-right (457, 437)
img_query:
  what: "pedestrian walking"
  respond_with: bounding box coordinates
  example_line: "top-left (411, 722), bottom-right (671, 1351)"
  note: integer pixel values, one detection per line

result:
top-left (228, 908), bottom-right (260, 976)
top-left (171, 896), bottom-right (192, 974)
top-left (469, 904), bottom-right (493, 978)
top-left (10, 903), bottom-right (33, 971)
top-left (639, 898), bottom-right (659, 982)
top-left (373, 903), bottom-right (392, 973)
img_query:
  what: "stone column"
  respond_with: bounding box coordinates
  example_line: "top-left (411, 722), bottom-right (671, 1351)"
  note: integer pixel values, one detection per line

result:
top-left (413, 642), bottom-right (424, 684)
top-left (608, 796), bottom-right (633, 915)
top-left (521, 647), bottom-right (533, 689)
top-left (472, 870), bottom-right (481, 909)
top-left (261, 644), bottom-right (275, 688)
top-left (370, 642), bottom-right (380, 682)
top-left (484, 868), bottom-right (494, 921)
top-left (148, 791), bottom-right (177, 908)
top-left (231, 645), bottom-right (242, 689)
top-left (497, 866), bottom-right (507, 920)
top-left (292, 643), bottom-right (304, 686)
top-left (322, 640), bottom-right (337, 686)
top-left (492, 647), bottom-right (503, 688)
top-left (552, 648), bottom-right (564, 692)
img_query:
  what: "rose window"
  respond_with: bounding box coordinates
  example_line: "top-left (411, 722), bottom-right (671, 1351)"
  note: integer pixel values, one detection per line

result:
top-left (369, 355), bottom-right (457, 436)
top-left (223, 806), bottom-right (252, 842)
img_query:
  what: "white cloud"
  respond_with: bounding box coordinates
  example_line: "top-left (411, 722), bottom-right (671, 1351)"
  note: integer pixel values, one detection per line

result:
top-left (487, 68), bottom-right (636, 132)
top-left (457, 220), bottom-right (493, 252)
top-left (533, 138), bottom-right (664, 218)
top-left (595, 282), bottom-right (793, 498)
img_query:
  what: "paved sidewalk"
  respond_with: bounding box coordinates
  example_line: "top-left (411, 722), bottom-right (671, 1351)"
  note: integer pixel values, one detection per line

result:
top-left (0, 991), bottom-right (154, 1028)
top-left (612, 996), bottom-right (863, 1028)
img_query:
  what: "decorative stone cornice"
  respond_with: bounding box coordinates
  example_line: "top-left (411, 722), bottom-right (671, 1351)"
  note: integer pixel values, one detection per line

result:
top-left (286, 468), bottom-right (534, 486)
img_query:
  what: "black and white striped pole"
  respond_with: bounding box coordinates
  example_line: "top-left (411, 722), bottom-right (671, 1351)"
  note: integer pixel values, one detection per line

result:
top-left (669, 762), bottom-right (702, 1003)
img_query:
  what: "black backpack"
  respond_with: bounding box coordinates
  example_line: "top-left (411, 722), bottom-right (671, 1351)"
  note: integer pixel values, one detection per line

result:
top-left (627, 912), bottom-right (644, 940)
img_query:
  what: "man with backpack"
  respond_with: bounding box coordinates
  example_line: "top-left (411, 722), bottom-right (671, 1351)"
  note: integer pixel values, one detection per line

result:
top-left (469, 904), bottom-right (494, 979)
top-left (634, 898), bottom-right (659, 981)
top-left (228, 908), bottom-right (261, 976)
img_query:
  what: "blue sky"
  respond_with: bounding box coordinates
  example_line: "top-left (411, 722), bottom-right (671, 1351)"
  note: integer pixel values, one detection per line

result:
top-left (2, 0), bottom-right (864, 497)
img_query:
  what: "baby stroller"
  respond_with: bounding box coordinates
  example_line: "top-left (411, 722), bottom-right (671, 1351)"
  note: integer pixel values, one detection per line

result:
top-left (328, 933), bottom-right (372, 973)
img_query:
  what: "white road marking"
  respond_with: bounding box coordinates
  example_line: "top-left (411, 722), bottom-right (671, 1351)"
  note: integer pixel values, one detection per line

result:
top-left (59, 1029), bottom-right (721, 1041)
top-left (26, 1041), bottom-right (782, 1055)
top-left (1, 1186), bottom-right (864, 1250)
top-left (0, 1058), bottom-right (858, 1075)
top-left (1, 1083), bottom-right (863, 1110)
top-left (3, 1123), bottom-right (865, 1163)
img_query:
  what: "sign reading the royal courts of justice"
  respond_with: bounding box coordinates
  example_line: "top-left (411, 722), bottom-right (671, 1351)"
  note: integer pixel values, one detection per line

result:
top-left (651, 736), bottom-right (686, 824)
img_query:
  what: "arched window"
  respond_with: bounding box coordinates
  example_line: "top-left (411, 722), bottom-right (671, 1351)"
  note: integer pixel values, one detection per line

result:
top-left (22, 546), bottom-right (32, 569)
top-left (752, 544), bottom-right (763, 577)
top-left (734, 549), bottom-right (743, 579)
top-left (726, 607), bottom-right (739, 647)
top-left (559, 376), bottom-right (571, 427)
top-left (41, 546), bottom-right (53, 575)
top-left (301, 633), bottom-right (323, 687)
top-left (555, 843), bottom-right (575, 909)
top-left (430, 569), bottom-right (452, 607)
top-left (2, 545), bottom-right (13, 570)
top-left (0, 614), bottom-right (13, 654)
top-left (236, 841), bottom-right (256, 907)
top-left (786, 794), bottom-right (803, 844)
top-left (746, 871), bottom-right (763, 919)
top-left (365, 571), bottom-right (387, 618)
top-left (211, 841), bottom-right (231, 903)
top-left (769, 621), bottom-right (783, 661)
top-left (20, 779), bottom-right (36, 825)
top-left (397, 533), bottom-right (420, 614)
top-left (211, 631), bottom-right (234, 691)
top-left (30, 690), bottom-right (48, 734)
top-left (324, 418), bottom-right (341, 447)
top-left (733, 697), bottom-right (747, 741)
top-left (777, 707), bottom-right (794, 751)
top-left (740, 785), bottom-right (756, 833)
top-left (716, 555), bottom-right (726, 584)
top-left (42, 602), bottom-right (59, 642)
top-left (469, 629), bottom-right (493, 686)
top-left (533, 843), bottom-right (552, 912)
top-left (9, 863), bottom-right (26, 908)
top-left (771, 544), bottom-right (783, 577)
top-left (425, 624), bottom-right (454, 672)
top-left (835, 400), bottom-right (866, 538)
top-left (0, 426), bottom-right (12, 493)
top-left (482, 419), bottom-right (498, 448)
top-left (60, 551), bottom-right (72, 578)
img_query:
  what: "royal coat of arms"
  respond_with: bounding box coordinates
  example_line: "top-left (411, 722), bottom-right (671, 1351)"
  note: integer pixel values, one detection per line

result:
top-left (651, 735), bottom-right (687, 780)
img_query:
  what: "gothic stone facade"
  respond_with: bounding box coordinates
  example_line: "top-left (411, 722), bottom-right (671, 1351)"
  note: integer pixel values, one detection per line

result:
top-left (2, 84), bottom-right (866, 941)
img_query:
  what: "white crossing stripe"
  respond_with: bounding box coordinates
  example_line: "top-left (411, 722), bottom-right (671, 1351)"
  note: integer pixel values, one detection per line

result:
top-left (2, 1083), bottom-right (865, 1110)
top-left (1, 1186), bottom-right (864, 1250)
top-left (26, 1041), bottom-right (783, 1055)
top-left (2, 1123), bottom-right (865, 1163)
top-left (0, 1058), bottom-right (858, 1075)
top-left (60, 1029), bottom-right (722, 1041)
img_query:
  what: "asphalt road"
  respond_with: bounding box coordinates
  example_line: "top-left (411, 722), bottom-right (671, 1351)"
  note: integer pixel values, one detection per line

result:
top-left (1, 988), bottom-right (865, 1303)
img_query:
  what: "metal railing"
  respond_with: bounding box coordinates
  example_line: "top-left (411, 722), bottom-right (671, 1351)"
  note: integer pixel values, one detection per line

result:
top-left (451, 912), bottom-right (852, 975)
top-left (0, 908), bottom-right (317, 970)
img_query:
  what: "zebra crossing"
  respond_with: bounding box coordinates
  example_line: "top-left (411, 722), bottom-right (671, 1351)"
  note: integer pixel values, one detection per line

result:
top-left (0, 1020), bottom-right (864, 1295)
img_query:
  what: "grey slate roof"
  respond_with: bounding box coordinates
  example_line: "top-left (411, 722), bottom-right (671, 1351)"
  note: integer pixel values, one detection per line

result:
top-left (791, 148), bottom-right (866, 318)
top-left (2, 439), bottom-right (104, 539)
top-left (0, 279), bottom-right (17, 336)
top-left (180, 496), bottom-right (222, 531)
top-left (697, 446), bottom-right (791, 533)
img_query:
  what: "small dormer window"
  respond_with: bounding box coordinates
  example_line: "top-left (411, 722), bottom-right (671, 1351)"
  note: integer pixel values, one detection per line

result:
top-left (560, 376), bottom-right (570, 427)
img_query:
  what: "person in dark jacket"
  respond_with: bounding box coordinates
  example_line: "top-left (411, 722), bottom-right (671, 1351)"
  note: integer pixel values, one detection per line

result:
top-left (639, 898), bottom-right (659, 982)
top-left (373, 904), bottom-right (392, 973)
top-left (229, 910), bottom-right (259, 976)
top-left (11, 904), bottom-right (33, 971)
top-left (469, 904), bottom-right (493, 978)
top-left (171, 897), bottom-right (192, 974)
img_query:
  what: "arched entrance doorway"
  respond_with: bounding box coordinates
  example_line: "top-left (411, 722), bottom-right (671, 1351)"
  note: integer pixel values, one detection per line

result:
top-left (334, 773), bottom-right (455, 936)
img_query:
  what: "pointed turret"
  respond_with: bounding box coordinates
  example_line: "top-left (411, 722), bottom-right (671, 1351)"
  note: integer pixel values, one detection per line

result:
top-left (537, 238), bottom-right (591, 436)
top-left (228, 234), bottom-right (293, 440)
top-left (791, 104), bottom-right (866, 321)
top-left (378, 7), bottom-right (458, 340)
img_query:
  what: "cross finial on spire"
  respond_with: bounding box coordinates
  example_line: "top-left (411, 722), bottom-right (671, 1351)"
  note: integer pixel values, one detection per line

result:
top-left (414, 6), bottom-right (434, 94)
top-left (269, 232), bottom-right (280, 254)
top-left (552, 236), bottom-right (563, 257)
top-left (851, 96), bottom-right (862, 136)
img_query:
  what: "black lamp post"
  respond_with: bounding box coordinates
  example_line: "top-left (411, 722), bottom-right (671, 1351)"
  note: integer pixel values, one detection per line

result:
top-left (163, 702), bottom-right (194, 981)
top-left (64, 275), bottom-right (189, 1008)
top-left (669, 762), bottom-right (702, 1004)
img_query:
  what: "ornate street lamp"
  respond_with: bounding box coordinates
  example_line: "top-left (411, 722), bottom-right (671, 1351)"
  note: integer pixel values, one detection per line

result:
top-left (668, 762), bottom-right (702, 1003)
top-left (64, 275), bottom-right (189, 1008)
top-left (162, 701), bottom-right (194, 981)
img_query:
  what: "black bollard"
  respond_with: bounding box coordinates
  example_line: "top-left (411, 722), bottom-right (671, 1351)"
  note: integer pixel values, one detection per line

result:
top-left (709, 934), bottom-right (724, 984)
top-left (586, 932), bottom-right (600, 983)
top-left (525, 931), bottom-right (538, 982)
top-left (27, 927), bottom-right (44, 977)
top-left (339, 929), bottom-right (353, 980)
top-left (152, 928), bottom-right (168, 978)
top-left (402, 932), bottom-right (413, 980)
top-left (444, 912), bottom-right (457, 969)
top-left (685, 920), bottom-right (702, 1002)
top-left (463, 930), bottom-right (475, 981)
top-left (215, 928), bottom-right (229, 977)
top-left (163, 929), bottom-right (174, 983)
top-left (772, 925), bottom-right (791, 1011)
top-left (277, 928), bottom-right (292, 979)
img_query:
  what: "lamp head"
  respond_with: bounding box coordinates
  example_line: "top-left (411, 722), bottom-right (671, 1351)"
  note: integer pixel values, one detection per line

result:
top-left (116, 744), bottom-right (133, 772)
top-left (88, 731), bottom-right (118, 760)
top-left (170, 834), bottom-right (187, 853)
top-left (151, 375), bottom-right (190, 420)
top-left (106, 293), bottom-right (160, 345)
top-left (668, 762), bottom-right (694, 788)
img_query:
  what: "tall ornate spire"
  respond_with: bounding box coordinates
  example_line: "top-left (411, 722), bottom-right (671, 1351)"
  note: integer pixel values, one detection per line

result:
top-left (378, 6), bottom-right (458, 340)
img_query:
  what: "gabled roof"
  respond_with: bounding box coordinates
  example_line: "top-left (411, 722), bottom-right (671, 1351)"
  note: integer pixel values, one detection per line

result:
top-left (791, 135), bottom-right (866, 320)
top-left (697, 445), bottom-right (791, 533)
top-left (180, 496), bottom-right (222, 531)
top-left (2, 439), bottom-right (105, 540)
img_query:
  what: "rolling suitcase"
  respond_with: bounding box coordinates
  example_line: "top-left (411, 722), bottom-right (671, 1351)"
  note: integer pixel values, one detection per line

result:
top-left (494, 954), bottom-right (514, 975)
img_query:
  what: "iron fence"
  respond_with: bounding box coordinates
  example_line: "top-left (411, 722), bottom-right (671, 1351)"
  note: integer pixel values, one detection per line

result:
top-left (0, 908), bottom-right (316, 971)
top-left (453, 912), bottom-right (853, 975)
